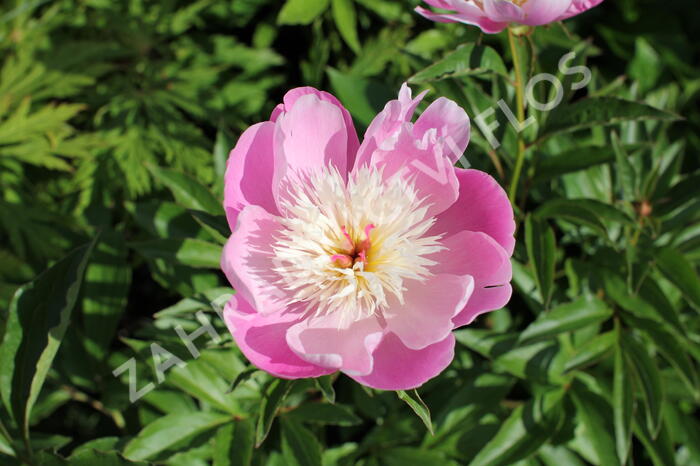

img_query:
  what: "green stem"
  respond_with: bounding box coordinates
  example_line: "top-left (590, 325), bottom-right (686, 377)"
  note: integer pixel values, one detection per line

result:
top-left (507, 28), bottom-right (527, 204)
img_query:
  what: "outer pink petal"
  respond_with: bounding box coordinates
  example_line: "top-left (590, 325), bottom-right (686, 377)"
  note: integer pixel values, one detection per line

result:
top-left (277, 87), bottom-right (360, 169)
top-left (414, 5), bottom-right (508, 33)
top-left (371, 125), bottom-right (460, 218)
top-left (482, 0), bottom-right (525, 22)
top-left (223, 296), bottom-right (334, 379)
top-left (519, 0), bottom-right (572, 25)
top-left (557, 0), bottom-right (604, 20)
top-left (354, 83), bottom-right (428, 169)
top-left (414, 97), bottom-right (470, 163)
top-left (431, 231), bottom-right (513, 326)
top-left (286, 314), bottom-right (384, 376)
top-left (223, 122), bottom-right (278, 231)
top-left (272, 93), bottom-right (350, 206)
top-left (350, 332), bottom-right (455, 390)
top-left (384, 274), bottom-right (474, 350)
top-left (429, 168), bottom-right (516, 256)
top-left (220, 205), bottom-right (289, 315)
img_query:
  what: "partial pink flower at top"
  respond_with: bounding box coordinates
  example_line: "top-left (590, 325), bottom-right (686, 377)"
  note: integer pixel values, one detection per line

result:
top-left (221, 84), bottom-right (515, 390)
top-left (416, 0), bottom-right (605, 33)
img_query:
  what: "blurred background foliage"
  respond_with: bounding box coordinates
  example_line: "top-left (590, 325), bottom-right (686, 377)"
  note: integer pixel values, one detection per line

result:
top-left (1, 0), bottom-right (700, 464)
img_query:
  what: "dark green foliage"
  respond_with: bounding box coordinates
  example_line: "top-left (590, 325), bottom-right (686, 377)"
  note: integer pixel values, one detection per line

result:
top-left (1, 0), bottom-right (699, 465)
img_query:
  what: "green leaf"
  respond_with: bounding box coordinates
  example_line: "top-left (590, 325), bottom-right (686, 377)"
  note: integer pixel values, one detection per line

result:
top-left (613, 325), bottom-right (634, 466)
top-left (621, 313), bottom-right (698, 397)
top-left (538, 97), bottom-right (680, 142)
top-left (379, 447), bottom-right (457, 466)
top-left (397, 389), bottom-right (433, 435)
top-left (278, 0), bottom-right (330, 25)
top-left (654, 246), bottom-right (700, 312)
top-left (0, 238), bottom-right (96, 441)
top-left (314, 375), bottom-right (336, 404)
top-left (130, 238), bottom-right (222, 269)
top-left (256, 379), bottom-right (295, 447)
top-left (331, 0), bottom-right (360, 53)
top-left (622, 333), bottom-right (663, 435)
top-left (525, 215), bottom-right (556, 307)
top-left (409, 44), bottom-right (507, 83)
top-left (289, 403), bottom-right (361, 426)
top-left (535, 200), bottom-right (606, 237)
top-left (280, 417), bottom-right (323, 466)
top-left (123, 412), bottom-right (230, 461)
top-left (612, 131), bottom-right (637, 201)
top-left (533, 144), bottom-right (645, 183)
top-left (469, 390), bottom-right (564, 466)
top-left (227, 367), bottom-right (259, 394)
top-left (148, 165), bottom-right (222, 216)
top-left (213, 419), bottom-right (254, 466)
top-left (81, 230), bottom-right (131, 362)
top-left (564, 331), bottom-right (615, 373)
top-left (570, 381), bottom-right (619, 466)
top-left (327, 69), bottom-right (394, 128)
top-left (519, 297), bottom-right (611, 344)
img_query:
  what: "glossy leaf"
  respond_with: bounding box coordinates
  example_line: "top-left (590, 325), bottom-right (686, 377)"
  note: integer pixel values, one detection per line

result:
top-left (525, 215), bottom-right (556, 307)
top-left (0, 238), bottom-right (96, 439)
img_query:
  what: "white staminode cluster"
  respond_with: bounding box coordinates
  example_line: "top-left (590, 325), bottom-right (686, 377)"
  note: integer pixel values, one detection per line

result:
top-left (272, 165), bottom-right (444, 325)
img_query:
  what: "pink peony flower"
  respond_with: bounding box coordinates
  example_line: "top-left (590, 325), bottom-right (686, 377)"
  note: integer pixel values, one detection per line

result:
top-left (416, 0), bottom-right (605, 33)
top-left (221, 84), bottom-right (515, 390)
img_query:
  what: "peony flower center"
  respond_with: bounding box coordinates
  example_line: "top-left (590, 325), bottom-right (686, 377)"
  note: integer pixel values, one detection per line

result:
top-left (272, 165), bottom-right (444, 325)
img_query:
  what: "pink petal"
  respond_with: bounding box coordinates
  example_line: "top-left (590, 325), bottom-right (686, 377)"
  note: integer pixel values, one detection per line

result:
top-left (482, 0), bottom-right (525, 22)
top-left (272, 93), bottom-right (351, 206)
top-left (519, 0), bottom-right (572, 25)
top-left (414, 5), bottom-right (509, 33)
top-left (370, 124), bottom-right (460, 218)
top-left (430, 230), bottom-right (513, 326)
top-left (350, 332), bottom-right (455, 390)
top-left (557, 0), bottom-right (604, 20)
top-left (286, 313), bottom-right (384, 376)
top-left (429, 168), bottom-right (516, 256)
top-left (223, 122), bottom-right (278, 231)
top-left (278, 87), bottom-right (360, 168)
top-left (220, 205), bottom-right (289, 315)
top-left (414, 97), bottom-right (470, 163)
top-left (384, 274), bottom-right (474, 350)
top-left (223, 296), bottom-right (334, 379)
top-left (354, 83), bottom-right (427, 169)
